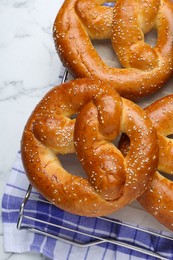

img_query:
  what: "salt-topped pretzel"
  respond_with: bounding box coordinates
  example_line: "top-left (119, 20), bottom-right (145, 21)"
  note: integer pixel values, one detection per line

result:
top-left (21, 78), bottom-right (158, 216)
top-left (119, 95), bottom-right (173, 230)
top-left (139, 95), bottom-right (173, 230)
top-left (53, 0), bottom-right (173, 100)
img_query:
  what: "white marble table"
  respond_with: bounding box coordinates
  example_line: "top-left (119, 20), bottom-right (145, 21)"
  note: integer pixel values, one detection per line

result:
top-left (0, 1), bottom-right (173, 259)
top-left (0, 1), bottom-right (62, 259)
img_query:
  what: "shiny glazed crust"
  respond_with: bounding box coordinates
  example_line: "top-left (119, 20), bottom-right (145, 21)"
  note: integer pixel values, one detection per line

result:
top-left (21, 78), bottom-right (158, 217)
top-left (138, 95), bottom-right (173, 231)
top-left (53, 0), bottom-right (173, 100)
top-left (119, 95), bottom-right (173, 230)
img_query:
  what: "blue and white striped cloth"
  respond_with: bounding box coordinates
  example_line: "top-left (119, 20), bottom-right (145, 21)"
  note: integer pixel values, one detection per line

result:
top-left (2, 151), bottom-right (173, 260)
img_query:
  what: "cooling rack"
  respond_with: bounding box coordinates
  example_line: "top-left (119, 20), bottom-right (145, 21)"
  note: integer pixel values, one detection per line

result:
top-left (17, 68), bottom-right (173, 260)
top-left (17, 183), bottom-right (173, 260)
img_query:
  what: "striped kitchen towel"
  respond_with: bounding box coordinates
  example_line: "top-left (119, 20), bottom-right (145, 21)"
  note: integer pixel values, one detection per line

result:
top-left (2, 62), bottom-right (173, 260)
top-left (2, 150), bottom-right (173, 260)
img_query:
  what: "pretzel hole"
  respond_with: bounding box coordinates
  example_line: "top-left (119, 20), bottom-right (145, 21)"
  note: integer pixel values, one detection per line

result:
top-left (92, 39), bottom-right (122, 68)
top-left (144, 29), bottom-right (157, 48)
top-left (158, 170), bottom-right (173, 181)
top-left (102, 2), bottom-right (115, 7)
top-left (112, 131), bottom-right (124, 147)
top-left (70, 113), bottom-right (78, 119)
top-left (58, 153), bottom-right (86, 178)
top-left (167, 134), bottom-right (173, 139)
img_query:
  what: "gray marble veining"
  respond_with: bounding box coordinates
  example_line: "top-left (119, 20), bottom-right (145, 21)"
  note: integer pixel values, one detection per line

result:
top-left (0, 0), bottom-right (173, 259)
top-left (0, 1), bottom-right (62, 259)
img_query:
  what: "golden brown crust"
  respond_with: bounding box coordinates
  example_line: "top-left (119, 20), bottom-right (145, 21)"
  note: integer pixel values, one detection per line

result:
top-left (138, 95), bottom-right (173, 231)
top-left (53, 0), bottom-right (173, 100)
top-left (119, 95), bottom-right (173, 230)
top-left (21, 79), bottom-right (158, 216)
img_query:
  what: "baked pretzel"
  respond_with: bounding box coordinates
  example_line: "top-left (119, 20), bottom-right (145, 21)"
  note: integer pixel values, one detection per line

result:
top-left (53, 0), bottom-right (173, 100)
top-left (119, 95), bottom-right (173, 230)
top-left (21, 79), bottom-right (158, 216)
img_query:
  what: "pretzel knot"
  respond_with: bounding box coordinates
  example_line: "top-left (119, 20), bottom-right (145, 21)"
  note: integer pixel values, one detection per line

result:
top-left (21, 79), bottom-right (158, 216)
top-left (53, 0), bottom-right (173, 100)
top-left (119, 95), bottom-right (173, 230)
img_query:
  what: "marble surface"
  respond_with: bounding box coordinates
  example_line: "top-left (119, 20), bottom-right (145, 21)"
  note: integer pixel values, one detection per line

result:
top-left (0, 1), bottom-right (62, 259)
top-left (0, 0), bottom-right (173, 260)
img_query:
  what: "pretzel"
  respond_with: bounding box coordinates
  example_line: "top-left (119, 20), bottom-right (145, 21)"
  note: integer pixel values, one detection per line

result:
top-left (53, 0), bottom-right (173, 100)
top-left (21, 78), bottom-right (158, 216)
top-left (119, 95), bottom-right (173, 230)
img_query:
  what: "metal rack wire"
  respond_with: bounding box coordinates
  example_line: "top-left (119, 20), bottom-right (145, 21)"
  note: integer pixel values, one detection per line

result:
top-left (17, 183), bottom-right (173, 260)
top-left (17, 68), bottom-right (173, 260)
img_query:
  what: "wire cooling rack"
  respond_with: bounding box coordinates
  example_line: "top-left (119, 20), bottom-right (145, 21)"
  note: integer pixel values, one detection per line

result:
top-left (17, 183), bottom-right (173, 260)
top-left (17, 68), bottom-right (173, 260)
